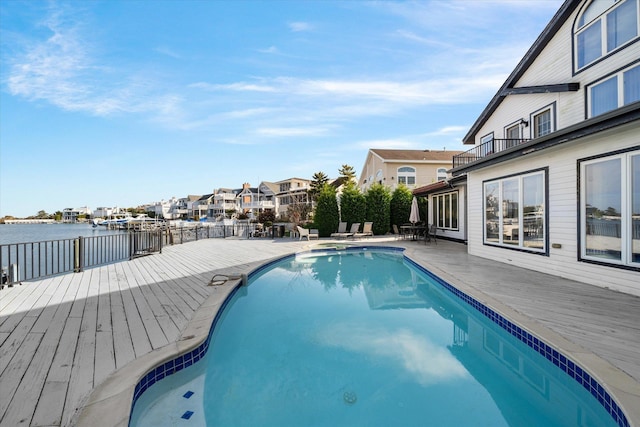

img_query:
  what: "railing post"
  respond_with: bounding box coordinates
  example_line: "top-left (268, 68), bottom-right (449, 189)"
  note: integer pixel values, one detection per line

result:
top-left (129, 233), bottom-right (135, 260)
top-left (74, 237), bottom-right (84, 272)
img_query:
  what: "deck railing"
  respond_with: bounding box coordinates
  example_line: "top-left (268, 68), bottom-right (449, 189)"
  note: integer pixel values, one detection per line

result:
top-left (0, 222), bottom-right (268, 288)
top-left (453, 138), bottom-right (530, 168)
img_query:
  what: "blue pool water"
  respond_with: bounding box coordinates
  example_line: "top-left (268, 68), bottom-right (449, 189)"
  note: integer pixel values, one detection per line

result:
top-left (130, 248), bottom-right (625, 426)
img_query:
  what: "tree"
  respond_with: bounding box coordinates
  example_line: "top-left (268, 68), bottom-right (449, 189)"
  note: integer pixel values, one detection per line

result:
top-left (286, 203), bottom-right (312, 225)
top-left (390, 185), bottom-right (413, 229)
top-left (338, 164), bottom-right (357, 186)
top-left (36, 210), bottom-right (48, 219)
top-left (309, 171), bottom-right (329, 202)
top-left (365, 183), bottom-right (391, 236)
top-left (314, 183), bottom-right (340, 237)
top-left (339, 184), bottom-right (366, 227)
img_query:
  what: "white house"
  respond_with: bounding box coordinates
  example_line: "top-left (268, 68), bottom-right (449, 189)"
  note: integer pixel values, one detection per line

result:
top-left (450, 0), bottom-right (639, 296)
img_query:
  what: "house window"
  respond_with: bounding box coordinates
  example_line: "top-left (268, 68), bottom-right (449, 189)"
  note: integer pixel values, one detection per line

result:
top-left (505, 123), bottom-right (521, 140)
top-left (588, 64), bottom-right (640, 117)
top-left (531, 104), bottom-right (555, 138)
top-left (484, 169), bottom-right (546, 252)
top-left (580, 149), bottom-right (640, 267)
top-left (433, 191), bottom-right (458, 230)
top-left (575, 0), bottom-right (639, 70)
top-left (480, 132), bottom-right (494, 156)
top-left (397, 166), bottom-right (416, 186)
top-left (437, 168), bottom-right (447, 181)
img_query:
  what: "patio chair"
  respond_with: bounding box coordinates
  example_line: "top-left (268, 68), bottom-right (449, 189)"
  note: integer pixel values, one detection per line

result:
top-left (392, 224), bottom-right (403, 240)
top-left (426, 224), bottom-right (437, 244)
top-left (354, 222), bottom-right (373, 239)
top-left (330, 222), bottom-right (348, 238)
top-left (297, 226), bottom-right (319, 241)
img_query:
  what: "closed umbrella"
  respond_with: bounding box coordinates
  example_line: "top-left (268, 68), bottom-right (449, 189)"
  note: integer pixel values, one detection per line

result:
top-left (409, 197), bottom-right (420, 224)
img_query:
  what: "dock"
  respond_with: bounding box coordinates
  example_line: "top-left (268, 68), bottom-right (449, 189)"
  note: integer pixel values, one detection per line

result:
top-left (0, 237), bottom-right (639, 426)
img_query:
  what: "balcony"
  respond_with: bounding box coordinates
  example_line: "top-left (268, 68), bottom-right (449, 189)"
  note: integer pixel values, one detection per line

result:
top-left (453, 138), bottom-right (530, 168)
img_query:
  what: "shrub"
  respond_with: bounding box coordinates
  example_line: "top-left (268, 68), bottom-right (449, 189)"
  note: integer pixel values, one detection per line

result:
top-left (339, 183), bottom-right (366, 227)
top-left (390, 185), bottom-right (413, 228)
top-left (365, 183), bottom-right (391, 235)
top-left (314, 184), bottom-right (340, 237)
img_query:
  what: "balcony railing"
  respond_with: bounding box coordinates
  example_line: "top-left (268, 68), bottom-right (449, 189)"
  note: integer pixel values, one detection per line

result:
top-left (453, 138), bottom-right (530, 168)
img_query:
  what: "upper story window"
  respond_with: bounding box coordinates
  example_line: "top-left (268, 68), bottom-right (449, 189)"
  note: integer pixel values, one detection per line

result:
top-left (376, 169), bottom-right (383, 184)
top-left (397, 166), bottom-right (416, 186)
top-left (437, 168), bottom-right (447, 181)
top-left (575, 0), bottom-right (639, 70)
top-left (530, 103), bottom-right (555, 138)
top-left (587, 63), bottom-right (640, 117)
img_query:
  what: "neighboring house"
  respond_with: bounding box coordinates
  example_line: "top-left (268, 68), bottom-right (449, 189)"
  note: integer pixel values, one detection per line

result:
top-left (210, 188), bottom-right (240, 219)
top-left (193, 193), bottom-right (214, 220)
top-left (238, 182), bottom-right (276, 219)
top-left (358, 149), bottom-right (462, 192)
top-left (273, 177), bottom-right (312, 219)
top-left (450, 0), bottom-right (639, 296)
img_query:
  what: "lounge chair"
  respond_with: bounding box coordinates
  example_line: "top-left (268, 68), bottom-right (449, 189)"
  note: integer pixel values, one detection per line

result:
top-left (297, 226), bottom-right (319, 241)
top-left (341, 222), bottom-right (360, 239)
top-left (354, 222), bottom-right (373, 239)
top-left (330, 222), bottom-right (348, 238)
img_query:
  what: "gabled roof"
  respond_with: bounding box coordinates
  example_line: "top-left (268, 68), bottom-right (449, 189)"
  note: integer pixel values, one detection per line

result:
top-left (197, 193), bottom-right (214, 201)
top-left (462, 0), bottom-right (577, 144)
top-left (370, 149), bottom-right (463, 162)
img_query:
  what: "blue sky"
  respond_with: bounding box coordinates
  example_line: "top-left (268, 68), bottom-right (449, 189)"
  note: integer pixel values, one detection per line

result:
top-left (0, 0), bottom-right (563, 218)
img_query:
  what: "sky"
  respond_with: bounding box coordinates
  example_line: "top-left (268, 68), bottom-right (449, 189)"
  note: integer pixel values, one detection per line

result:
top-left (0, 0), bottom-right (564, 218)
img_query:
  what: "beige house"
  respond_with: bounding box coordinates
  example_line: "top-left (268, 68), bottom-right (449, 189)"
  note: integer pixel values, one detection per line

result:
top-left (358, 149), bottom-right (462, 192)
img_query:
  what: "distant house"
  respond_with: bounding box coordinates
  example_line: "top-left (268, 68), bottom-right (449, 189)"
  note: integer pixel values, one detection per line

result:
top-left (273, 177), bottom-right (312, 219)
top-left (450, 0), bottom-right (639, 296)
top-left (210, 188), bottom-right (240, 220)
top-left (238, 182), bottom-right (275, 219)
top-left (62, 206), bottom-right (92, 223)
top-left (193, 193), bottom-right (215, 220)
top-left (358, 149), bottom-right (462, 192)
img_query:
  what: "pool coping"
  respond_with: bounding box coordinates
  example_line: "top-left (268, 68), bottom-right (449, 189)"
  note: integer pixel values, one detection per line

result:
top-left (74, 244), bottom-right (639, 427)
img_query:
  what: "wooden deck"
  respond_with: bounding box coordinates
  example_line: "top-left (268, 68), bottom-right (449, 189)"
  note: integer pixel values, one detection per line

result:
top-left (0, 237), bottom-right (639, 426)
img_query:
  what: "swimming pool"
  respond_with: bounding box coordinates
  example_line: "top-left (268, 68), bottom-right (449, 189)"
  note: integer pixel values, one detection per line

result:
top-left (129, 248), bottom-right (627, 426)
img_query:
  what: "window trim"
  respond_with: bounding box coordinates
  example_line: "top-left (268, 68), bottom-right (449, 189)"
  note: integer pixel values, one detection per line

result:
top-left (585, 60), bottom-right (640, 118)
top-left (483, 168), bottom-right (549, 255)
top-left (577, 147), bottom-right (640, 271)
top-left (573, 0), bottom-right (640, 74)
top-left (529, 103), bottom-right (556, 139)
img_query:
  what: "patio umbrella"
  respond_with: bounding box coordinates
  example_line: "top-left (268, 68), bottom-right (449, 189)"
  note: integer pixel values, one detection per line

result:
top-left (409, 196), bottom-right (420, 224)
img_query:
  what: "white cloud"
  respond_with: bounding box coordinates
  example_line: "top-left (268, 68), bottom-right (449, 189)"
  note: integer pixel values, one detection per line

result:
top-left (256, 127), bottom-right (330, 137)
top-left (288, 21), bottom-right (313, 32)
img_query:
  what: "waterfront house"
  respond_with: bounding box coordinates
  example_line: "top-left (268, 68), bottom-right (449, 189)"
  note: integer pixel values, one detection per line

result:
top-left (358, 149), bottom-right (463, 192)
top-left (450, 0), bottom-right (640, 296)
top-left (62, 206), bottom-right (93, 223)
top-left (273, 177), bottom-right (312, 219)
top-left (238, 182), bottom-right (275, 219)
top-left (210, 188), bottom-right (240, 220)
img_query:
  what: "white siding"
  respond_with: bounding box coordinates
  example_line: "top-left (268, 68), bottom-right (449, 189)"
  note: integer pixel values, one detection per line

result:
top-left (473, 4), bottom-right (640, 146)
top-left (467, 124), bottom-right (640, 296)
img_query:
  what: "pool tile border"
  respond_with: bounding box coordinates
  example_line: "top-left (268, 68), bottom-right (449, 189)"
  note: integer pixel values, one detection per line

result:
top-left (129, 247), bottom-right (629, 427)
top-left (405, 256), bottom-right (630, 427)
